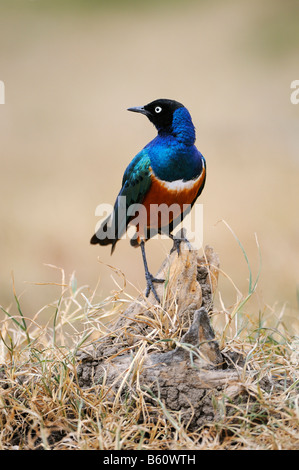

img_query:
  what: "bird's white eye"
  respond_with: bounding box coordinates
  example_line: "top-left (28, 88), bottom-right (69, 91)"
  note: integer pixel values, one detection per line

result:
top-left (155, 106), bottom-right (162, 113)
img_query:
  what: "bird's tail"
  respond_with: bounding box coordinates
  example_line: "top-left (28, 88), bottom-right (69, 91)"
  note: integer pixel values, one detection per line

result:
top-left (90, 215), bottom-right (118, 253)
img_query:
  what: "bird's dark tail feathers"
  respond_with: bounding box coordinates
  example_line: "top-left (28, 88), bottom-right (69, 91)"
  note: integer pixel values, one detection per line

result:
top-left (90, 217), bottom-right (118, 254)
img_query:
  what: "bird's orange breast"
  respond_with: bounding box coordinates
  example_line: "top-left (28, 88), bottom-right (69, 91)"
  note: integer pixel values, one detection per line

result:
top-left (133, 165), bottom-right (205, 238)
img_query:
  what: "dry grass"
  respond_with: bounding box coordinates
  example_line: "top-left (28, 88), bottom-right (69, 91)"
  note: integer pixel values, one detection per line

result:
top-left (1, 0), bottom-right (298, 451)
top-left (0, 255), bottom-right (298, 451)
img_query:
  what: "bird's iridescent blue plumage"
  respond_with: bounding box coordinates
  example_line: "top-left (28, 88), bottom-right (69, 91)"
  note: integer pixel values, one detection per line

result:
top-left (135, 107), bottom-right (204, 182)
top-left (91, 100), bottom-right (206, 251)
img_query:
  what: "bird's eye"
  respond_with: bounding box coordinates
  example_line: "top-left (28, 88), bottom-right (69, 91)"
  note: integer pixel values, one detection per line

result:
top-left (155, 106), bottom-right (162, 113)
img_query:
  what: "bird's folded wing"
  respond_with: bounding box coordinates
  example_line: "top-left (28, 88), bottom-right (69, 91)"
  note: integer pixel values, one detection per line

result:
top-left (110, 152), bottom-right (152, 247)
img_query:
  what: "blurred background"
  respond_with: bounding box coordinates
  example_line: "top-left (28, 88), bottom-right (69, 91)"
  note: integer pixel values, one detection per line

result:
top-left (0, 0), bottom-right (298, 329)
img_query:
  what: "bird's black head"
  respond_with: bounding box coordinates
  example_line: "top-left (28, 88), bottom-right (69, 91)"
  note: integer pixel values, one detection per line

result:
top-left (128, 99), bottom-right (184, 133)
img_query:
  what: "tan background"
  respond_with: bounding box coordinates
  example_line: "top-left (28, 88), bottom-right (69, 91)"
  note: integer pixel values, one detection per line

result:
top-left (0, 0), bottom-right (298, 329)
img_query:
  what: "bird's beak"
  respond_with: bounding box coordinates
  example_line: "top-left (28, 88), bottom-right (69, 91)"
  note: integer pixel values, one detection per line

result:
top-left (127, 106), bottom-right (149, 116)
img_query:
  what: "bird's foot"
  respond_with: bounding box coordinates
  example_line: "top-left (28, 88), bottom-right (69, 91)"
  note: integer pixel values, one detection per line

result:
top-left (170, 229), bottom-right (192, 255)
top-left (145, 273), bottom-right (165, 303)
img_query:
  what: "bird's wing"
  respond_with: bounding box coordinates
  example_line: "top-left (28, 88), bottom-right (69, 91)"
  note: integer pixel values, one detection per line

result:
top-left (91, 151), bottom-right (152, 251)
top-left (115, 152), bottom-right (152, 241)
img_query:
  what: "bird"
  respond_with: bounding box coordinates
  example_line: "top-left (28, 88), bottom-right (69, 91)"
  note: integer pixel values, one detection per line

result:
top-left (90, 99), bottom-right (206, 303)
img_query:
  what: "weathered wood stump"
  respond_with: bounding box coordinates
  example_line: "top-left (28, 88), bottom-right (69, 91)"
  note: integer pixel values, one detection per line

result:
top-left (77, 242), bottom-right (244, 429)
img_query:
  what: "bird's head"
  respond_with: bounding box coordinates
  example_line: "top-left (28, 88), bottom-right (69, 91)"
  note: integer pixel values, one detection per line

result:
top-left (128, 99), bottom-right (195, 144)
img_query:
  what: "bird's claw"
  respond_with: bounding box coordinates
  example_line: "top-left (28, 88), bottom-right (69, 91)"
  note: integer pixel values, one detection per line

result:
top-left (145, 274), bottom-right (165, 303)
top-left (170, 229), bottom-right (192, 255)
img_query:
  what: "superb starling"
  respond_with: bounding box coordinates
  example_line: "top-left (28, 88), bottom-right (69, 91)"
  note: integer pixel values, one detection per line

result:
top-left (90, 99), bottom-right (206, 303)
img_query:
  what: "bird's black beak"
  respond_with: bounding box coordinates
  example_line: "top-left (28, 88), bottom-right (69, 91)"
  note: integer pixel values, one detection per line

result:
top-left (127, 106), bottom-right (149, 116)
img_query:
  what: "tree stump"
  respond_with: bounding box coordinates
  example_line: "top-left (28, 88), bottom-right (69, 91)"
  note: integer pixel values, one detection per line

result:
top-left (77, 241), bottom-right (244, 429)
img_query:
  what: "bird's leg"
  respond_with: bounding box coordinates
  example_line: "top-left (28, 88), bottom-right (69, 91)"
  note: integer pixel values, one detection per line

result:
top-left (140, 240), bottom-right (164, 303)
top-left (169, 228), bottom-right (192, 255)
